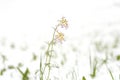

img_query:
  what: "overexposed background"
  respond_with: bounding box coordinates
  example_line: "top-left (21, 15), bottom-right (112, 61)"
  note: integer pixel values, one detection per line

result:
top-left (0, 0), bottom-right (120, 80)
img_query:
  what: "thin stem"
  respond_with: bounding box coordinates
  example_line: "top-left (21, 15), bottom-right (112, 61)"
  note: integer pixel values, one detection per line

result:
top-left (46, 26), bottom-right (58, 80)
top-left (40, 25), bottom-right (59, 80)
top-left (106, 64), bottom-right (114, 80)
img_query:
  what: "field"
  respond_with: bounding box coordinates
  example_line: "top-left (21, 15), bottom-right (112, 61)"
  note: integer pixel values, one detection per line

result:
top-left (0, 0), bottom-right (120, 80)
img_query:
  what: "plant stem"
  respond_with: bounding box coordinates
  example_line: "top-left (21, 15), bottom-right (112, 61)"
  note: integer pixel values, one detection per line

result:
top-left (106, 64), bottom-right (114, 80)
top-left (40, 25), bottom-right (58, 80)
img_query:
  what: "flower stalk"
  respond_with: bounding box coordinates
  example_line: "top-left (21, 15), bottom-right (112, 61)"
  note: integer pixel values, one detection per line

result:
top-left (40, 17), bottom-right (68, 80)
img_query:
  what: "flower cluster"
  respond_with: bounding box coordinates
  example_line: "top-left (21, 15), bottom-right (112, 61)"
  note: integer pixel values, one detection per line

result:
top-left (58, 17), bottom-right (68, 29)
top-left (55, 17), bottom-right (68, 43)
top-left (55, 31), bottom-right (64, 43)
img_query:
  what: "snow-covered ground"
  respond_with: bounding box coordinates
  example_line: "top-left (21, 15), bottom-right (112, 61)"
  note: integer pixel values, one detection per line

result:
top-left (0, 0), bottom-right (120, 80)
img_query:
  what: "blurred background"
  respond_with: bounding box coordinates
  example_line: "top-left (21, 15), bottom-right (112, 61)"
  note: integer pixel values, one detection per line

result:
top-left (0, 0), bottom-right (120, 80)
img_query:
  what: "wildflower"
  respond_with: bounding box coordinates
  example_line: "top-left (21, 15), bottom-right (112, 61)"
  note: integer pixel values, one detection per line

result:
top-left (58, 17), bottom-right (68, 29)
top-left (55, 31), bottom-right (65, 43)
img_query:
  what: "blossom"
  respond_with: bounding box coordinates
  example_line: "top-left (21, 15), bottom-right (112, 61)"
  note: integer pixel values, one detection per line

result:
top-left (58, 17), bottom-right (68, 29)
top-left (55, 31), bottom-right (65, 43)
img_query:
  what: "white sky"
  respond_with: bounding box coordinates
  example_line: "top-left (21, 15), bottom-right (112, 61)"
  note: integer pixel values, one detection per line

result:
top-left (0, 0), bottom-right (120, 41)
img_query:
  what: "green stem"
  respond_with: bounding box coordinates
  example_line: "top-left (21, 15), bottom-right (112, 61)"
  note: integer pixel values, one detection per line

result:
top-left (40, 25), bottom-right (58, 80)
top-left (106, 64), bottom-right (114, 80)
top-left (46, 26), bottom-right (58, 80)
